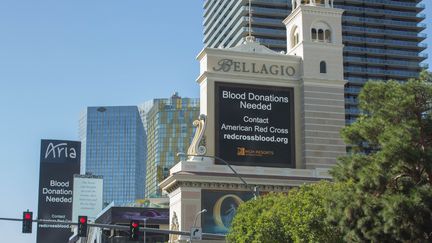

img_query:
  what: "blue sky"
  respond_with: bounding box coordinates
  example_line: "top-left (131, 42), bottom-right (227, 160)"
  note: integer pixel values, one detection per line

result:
top-left (0, 1), bottom-right (202, 242)
top-left (0, 1), bottom-right (431, 242)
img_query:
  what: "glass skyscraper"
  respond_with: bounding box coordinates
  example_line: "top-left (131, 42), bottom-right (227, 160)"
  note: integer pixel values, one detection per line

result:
top-left (80, 106), bottom-right (146, 206)
top-left (142, 93), bottom-right (200, 198)
top-left (203, 0), bottom-right (427, 125)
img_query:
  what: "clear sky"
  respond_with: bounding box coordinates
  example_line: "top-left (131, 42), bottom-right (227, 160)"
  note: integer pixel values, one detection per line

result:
top-left (0, 1), bottom-right (431, 242)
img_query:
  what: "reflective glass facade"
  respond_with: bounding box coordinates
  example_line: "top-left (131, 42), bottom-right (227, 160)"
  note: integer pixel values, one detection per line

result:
top-left (203, 0), bottom-right (427, 124)
top-left (143, 94), bottom-right (200, 198)
top-left (80, 106), bottom-right (146, 206)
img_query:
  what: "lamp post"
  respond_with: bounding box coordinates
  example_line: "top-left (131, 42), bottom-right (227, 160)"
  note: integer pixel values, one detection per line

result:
top-left (191, 209), bottom-right (207, 243)
top-left (193, 209), bottom-right (207, 228)
top-left (143, 218), bottom-right (147, 243)
top-left (176, 153), bottom-right (259, 199)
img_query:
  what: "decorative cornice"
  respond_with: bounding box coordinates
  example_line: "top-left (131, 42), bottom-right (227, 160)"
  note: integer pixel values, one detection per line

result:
top-left (163, 180), bottom-right (293, 194)
top-left (198, 47), bottom-right (302, 63)
top-left (283, 5), bottom-right (344, 25)
top-left (161, 171), bottom-right (331, 194)
top-left (196, 71), bottom-right (302, 85)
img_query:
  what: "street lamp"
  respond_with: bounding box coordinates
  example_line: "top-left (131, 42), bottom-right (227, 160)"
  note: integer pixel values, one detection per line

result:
top-left (143, 218), bottom-right (147, 243)
top-left (176, 153), bottom-right (259, 199)
top-left (191, 209), bottom-right (207, 243)
top-left (193, 209), bottom-right (207, 228)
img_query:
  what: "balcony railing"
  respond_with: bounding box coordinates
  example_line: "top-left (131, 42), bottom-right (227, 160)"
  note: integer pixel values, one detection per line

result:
top-left (249, 6), bottom-right (288, 16)
top-left (345, 67), bottom-right (420, 78)
top-left (343, 36), bottom-right (426, 49)
top-left (255, 38), bottom-right (286, 46)
top-left (246, 27), bottom-right (285, 37)
top-left (248, 17), bottom-right (284, 26)
top-left (253, 0), bottom-right (288, 5)
top-left (338, 5), bottom-right (425, 18)
top-left (343, 16), bottom-right (426, 29)
top-left (346, 109), bottom-right (361, 115)
top-left (344, 26), bottom-right (426, 39)
top-left (345, 46), bottom-right (422, 57)
top-left (344, 56), bottom-right (423, 67)
top-left (345, 97), bottom-right (359, 104)
top-left (345, 87), bottom-right (362, 94)
top-left (344, 0), bottom-right (425, 9)
top-left (347, 77), bottom-right (369, 84)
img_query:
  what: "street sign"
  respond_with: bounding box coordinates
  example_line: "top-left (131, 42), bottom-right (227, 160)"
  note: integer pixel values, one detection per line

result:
top-left (37, 140), bottom-right (81, 243)
top-left (190, 227), bottom-right (202, 240)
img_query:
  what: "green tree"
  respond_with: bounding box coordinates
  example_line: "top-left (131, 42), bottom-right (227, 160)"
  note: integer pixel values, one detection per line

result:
top-left (227, 181), bottom-right (344, 243)
top-left (329, 71), bottom-right (432, 242)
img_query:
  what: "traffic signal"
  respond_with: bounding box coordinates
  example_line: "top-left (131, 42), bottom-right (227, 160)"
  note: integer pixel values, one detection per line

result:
top-left (22, 211), bottom-right (32, 233)
top-left (77, 216), bottom-right (88, 237)
top-left (129, 220), bottom-right (140, 241)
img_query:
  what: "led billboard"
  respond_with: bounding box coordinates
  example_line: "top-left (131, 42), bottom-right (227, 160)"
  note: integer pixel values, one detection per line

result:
top-left (215, 82), bottom-right (295, 167)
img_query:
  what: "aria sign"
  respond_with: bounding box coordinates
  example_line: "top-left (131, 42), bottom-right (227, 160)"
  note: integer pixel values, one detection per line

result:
top-left (213, 59), bottom-right (296, 77)
top-left (37, 139), bottom-right (81, 243)
top-left (44, 142), bottom-right (77, 159)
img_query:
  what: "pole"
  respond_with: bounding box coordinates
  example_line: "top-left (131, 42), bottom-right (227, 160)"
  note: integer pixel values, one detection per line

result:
top-left (143, 218), bottom-right (147, 243)
top-left (248, 0), bottom-right (252, 38)
top-left (191, 209), bottom-right (207, 243)
top-left (0, 217), bottom-right (225, 239)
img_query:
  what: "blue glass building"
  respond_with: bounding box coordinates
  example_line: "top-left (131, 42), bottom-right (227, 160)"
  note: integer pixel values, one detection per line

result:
top-left (80, 106), bottom-right (146, 205)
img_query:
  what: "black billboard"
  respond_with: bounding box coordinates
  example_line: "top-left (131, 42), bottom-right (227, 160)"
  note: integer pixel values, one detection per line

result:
top-left (95, 207), bottom-right (169, 225)
top-left (37, 139), bottom-right (81, 243)
top-left (201, 190), bottom-right (254, 234)
top-left (215, 82), bottom-right (295, 167)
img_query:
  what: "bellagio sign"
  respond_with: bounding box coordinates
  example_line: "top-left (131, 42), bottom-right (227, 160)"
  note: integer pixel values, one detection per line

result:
top-left (213, 59), bottom-right (296, 77)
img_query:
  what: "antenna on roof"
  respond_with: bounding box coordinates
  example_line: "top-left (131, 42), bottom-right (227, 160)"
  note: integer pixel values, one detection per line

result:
top-left (246, 0), bottom-right (256, 42)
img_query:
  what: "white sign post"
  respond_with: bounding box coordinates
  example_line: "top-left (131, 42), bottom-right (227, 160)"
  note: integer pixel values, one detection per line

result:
top-left (72, 175), bottom-right (103, 222)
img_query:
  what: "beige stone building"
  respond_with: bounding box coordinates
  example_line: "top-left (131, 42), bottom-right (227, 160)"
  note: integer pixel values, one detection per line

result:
top-left (161, 2), bottom-right (346, 242)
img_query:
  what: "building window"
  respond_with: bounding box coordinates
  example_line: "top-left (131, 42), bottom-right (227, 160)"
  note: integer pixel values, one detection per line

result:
top-left (325, 29), bottom-right (331, 42)
top-left (320, 61), bottom-right (327, 73)
top-left (311, 21), bottom-right (332, 43)
top-left (318, 29), bottom-right (324, 41)
top-left (311, 28), bottom-right (317, 41)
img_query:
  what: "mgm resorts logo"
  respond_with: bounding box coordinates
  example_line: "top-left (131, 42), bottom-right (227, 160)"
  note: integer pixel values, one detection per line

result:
top-left (213, 59), bottom-right (296, 77)
top-left (237, 147), bottom-right (275, 157)
top-left (45, 143), bottom-right (77, 159)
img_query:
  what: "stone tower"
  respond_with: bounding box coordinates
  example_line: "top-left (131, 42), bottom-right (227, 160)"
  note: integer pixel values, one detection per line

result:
top-left (284, 1), bottom-right (346, 168)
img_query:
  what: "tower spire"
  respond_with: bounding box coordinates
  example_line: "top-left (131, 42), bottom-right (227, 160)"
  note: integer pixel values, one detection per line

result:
top-left (246, 0), bottom-right (256, 42)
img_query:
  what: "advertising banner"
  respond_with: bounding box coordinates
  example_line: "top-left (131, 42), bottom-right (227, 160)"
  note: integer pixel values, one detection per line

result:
top-left (109, 208), bottom-right (169, 225)
top-left (37, 139), bottom-right (81, 243)
top-left (215, 82), bottom-right (295, 167)
top-left (72, 175), bottom-right (103, 222)
top-left (201, 190), bottom-right (254, 234)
